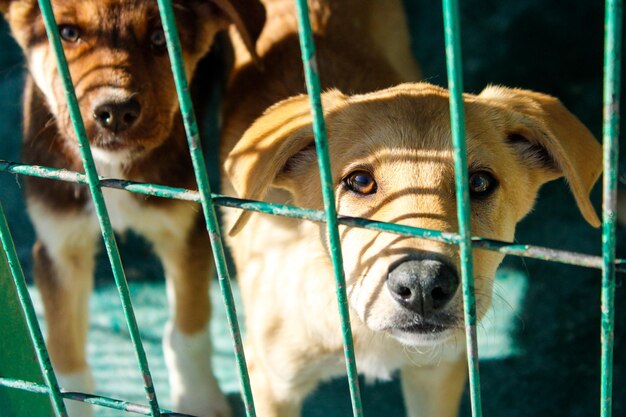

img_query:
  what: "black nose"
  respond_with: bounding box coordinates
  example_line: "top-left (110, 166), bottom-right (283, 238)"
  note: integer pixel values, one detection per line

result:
top-left (387, 258), bottom-right (459, 316)
top-left (93, 98), bottom-right (141, 133)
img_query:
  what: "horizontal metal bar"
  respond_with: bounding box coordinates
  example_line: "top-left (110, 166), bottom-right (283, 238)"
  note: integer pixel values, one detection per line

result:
top-left (1, 160), bottom-right (621, 272)
top-left (0, 378), bottom-right (191, 417)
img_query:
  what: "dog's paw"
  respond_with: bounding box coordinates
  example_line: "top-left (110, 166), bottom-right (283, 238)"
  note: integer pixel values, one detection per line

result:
top-left (170, 373), bottom-right (232, 417)
top-left (56, 369), bottom-right (95, 417)
top-left (163, 321), bottom-right (232, 417)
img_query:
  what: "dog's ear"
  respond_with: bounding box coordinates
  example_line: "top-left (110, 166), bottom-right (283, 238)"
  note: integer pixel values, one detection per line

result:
top-left (225, 90), bottom-right (348, 235)
top-left (1, 0), bottom-right (12, 14)
top-left (479, 85), bottom-right (602, 227)
top-left (0, 0), bottom-right (30, 15)
top-left (211, 0), bottom-right (266, 62)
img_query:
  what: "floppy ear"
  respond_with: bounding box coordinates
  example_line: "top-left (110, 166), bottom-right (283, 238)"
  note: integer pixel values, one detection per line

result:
top-left (1, 0), bottom-right (12, 14)
top-left (211, 0), bottom-right (266, 62)
top-left (225, 90), bottom-right (348, 235)
top-left (479, 85), bottom-right (602, 227)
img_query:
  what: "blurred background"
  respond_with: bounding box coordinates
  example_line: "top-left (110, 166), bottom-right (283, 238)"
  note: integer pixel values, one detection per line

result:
top-left (0, 0), bottom-right (624, 416)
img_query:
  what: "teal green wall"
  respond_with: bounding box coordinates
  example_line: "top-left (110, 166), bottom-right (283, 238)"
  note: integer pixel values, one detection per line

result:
top-left (0, 242), bottom-right (53, 416)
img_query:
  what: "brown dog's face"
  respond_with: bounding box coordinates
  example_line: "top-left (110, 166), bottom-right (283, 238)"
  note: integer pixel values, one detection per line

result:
top-left (227, 83), bottom-right (602, 347)
top-left (2, 0), bottom-right (264, 157)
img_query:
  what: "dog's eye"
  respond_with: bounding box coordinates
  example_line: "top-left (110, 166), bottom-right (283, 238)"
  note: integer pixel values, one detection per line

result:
top-left (59, 25), bottom-right (80, 43)
top-left (468, 171), bottom-right (497, 198)
top-left (344, 170), bottom-right (377, 195)
top-left (150, 29), bottom-right (167, 50)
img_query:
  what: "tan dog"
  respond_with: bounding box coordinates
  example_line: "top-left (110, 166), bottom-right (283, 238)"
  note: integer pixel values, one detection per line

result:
top-left (0, 0), bottom-right (265, 416)
top-left (220, 1), bottom-right (602, 416)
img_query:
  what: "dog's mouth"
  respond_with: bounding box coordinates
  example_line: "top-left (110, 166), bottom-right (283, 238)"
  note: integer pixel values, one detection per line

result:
top-left (88, 130), bottom-right (155, 154)
top-left (66, 110), bottom-right (173, 154)
top-left (384, 313), bottom-right (460, 345)
top-left (95, 136), bottom-right (132, 151)
top-left (395, 320), bottom-right (450, 334)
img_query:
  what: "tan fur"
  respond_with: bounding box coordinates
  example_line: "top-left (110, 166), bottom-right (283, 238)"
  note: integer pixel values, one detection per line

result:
top-left (220, 2), bottom-right (601, 416)
top-left (2, 1), bottom-right (266, 415)
top-left (226, 84), bottom-right (602, 417)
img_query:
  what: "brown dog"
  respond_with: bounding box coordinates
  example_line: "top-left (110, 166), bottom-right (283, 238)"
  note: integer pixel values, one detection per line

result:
top-left (1, 0), bottom-right (265, 415)
top-left (220, 1), bottom-right (602, 416)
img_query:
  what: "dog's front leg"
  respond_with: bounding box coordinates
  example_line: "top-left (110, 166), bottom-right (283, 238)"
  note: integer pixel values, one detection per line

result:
top-left (151, 223), bottom-right (230, 417)
top-left (245, 344), bottom-right (304, 417)
top-left (30, 208), bottom-right (99, 417)
top-left (401, 357), bottom-right (467, 417)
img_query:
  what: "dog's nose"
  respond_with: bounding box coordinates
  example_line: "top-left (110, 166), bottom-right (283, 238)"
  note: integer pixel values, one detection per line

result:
top-left (93, 98), bottom-right (141, 133)
top-left (387, 259), bottom-right (459, 316)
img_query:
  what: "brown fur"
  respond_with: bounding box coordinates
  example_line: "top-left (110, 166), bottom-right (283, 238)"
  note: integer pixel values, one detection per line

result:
top-left (220, 0), bottom-right (420, 161)
top-left (220, 2), bottom-right (601, 416)
top-left (2, 1), bottom-right (265, 416)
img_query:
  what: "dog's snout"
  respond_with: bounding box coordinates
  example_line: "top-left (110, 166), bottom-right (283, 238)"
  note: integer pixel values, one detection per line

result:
top-left (387, 259), bottom-right (459, 316)
top-left (93, 98), bottom-right (141, 133)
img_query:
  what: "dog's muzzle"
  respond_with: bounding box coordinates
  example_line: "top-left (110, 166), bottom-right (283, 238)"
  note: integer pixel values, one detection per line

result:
top-left (93, 97), bottom-right (141, 134)
top-left (387, 256), bottom-right (460, 331)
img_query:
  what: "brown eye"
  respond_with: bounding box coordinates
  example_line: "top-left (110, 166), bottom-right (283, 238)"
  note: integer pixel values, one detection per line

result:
top-left (150, 29), bottom-right (167, 50)
top-left (469, 171), bottom-right (497, 198)
top-left (344, 170), bottom-right (377, 195)
top-left (59, 25), bottom-right (80, 43)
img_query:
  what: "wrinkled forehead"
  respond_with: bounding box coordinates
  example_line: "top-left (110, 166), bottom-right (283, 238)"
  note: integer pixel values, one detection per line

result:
top-left (41, 0), bottom-right (207, 52)
top-left (327, 92), bottom-right (506, 177)
top-left (51, 0), bottom-right (158, 26)
top-left (329, 95), bottom-right (498, 161)
top-left (49, 0), bottom-right (205, 31)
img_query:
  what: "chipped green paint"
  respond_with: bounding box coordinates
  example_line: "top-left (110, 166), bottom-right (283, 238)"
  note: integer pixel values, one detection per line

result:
top-left (442, 0), bottom-right (483, 416)
top-left (601, 0), bottom-right (622, 416)
top-left (2, 160), bottom-right (625, 273)
top-left (293, 1), bottom-right (364, 416)
top-left (155, 1), bottom-right (256, 415)
top-left (0, 378), bottom-right (193, 416)
top-left (36, 0), bottom-right (161, 414)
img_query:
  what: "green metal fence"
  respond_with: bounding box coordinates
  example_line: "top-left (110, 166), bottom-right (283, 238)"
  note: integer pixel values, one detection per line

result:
top-left (0, 0), bottom-right (622, 416)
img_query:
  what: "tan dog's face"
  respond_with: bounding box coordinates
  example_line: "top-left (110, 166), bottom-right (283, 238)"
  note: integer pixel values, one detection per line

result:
top-left (2, 0), bottom-right (264, 156)
top-left (227, 83), bottom-right (602, 347)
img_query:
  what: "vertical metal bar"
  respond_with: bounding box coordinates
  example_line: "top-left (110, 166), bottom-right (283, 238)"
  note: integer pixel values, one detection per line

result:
top-left (154, 2), bottom-right (257, 416)
top-left (292, 1), bottom-right (364, 417)
top-left (0, 201), bottom-right (68, 417)
top-left (601, 0), bottom-right (622, 416)
top-left (441, 1), bottom-right (483, 416)
top-left (36, 1), bottom-right (162, 415)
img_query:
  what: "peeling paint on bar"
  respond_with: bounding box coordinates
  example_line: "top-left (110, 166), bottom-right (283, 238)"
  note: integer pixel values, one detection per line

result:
top-left (442, 0), bottom-right (483, 415)
top-left (36, 1), bottom-right (162, 414)
top-left (600, 1), bottom-right (622, 416)
top-left (0, 378), bottom-right (193, 417)
top-left (293, 1), bottom-right (364, 416)
top-left (155, 1), bottom-right (256, 415)
top-left (2, 160), bottom-right (625, 273)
